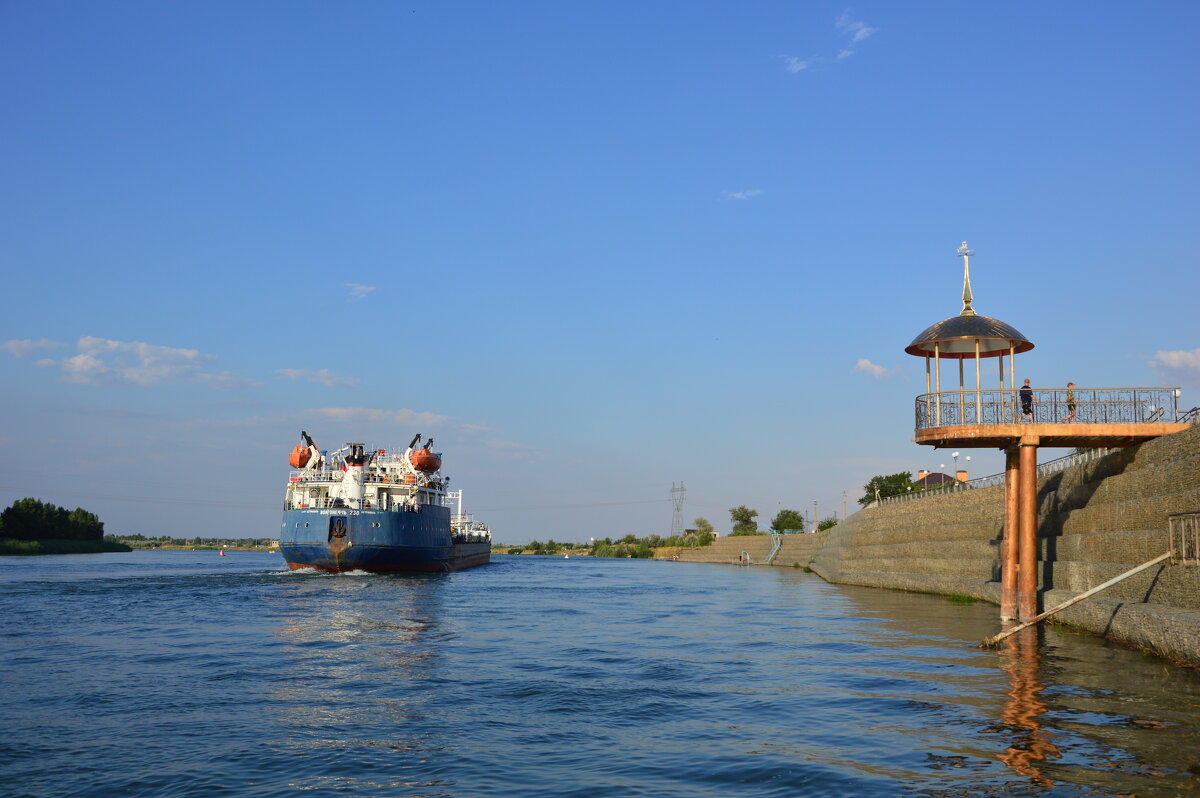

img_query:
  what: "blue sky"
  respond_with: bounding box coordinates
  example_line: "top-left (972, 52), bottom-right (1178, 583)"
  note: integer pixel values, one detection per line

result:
top-left (2, 1), bottom-right (1197, 543)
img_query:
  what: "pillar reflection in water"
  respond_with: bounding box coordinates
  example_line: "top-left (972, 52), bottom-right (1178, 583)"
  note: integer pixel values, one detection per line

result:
top-left (996, 627), bottom-right (1061, 788)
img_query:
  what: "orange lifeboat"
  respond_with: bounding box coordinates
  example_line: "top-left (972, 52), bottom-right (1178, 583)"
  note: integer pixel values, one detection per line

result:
top-left (289, 445), bottom-right (311, 468)
top-left (409, 449), bottom-right (441, 472)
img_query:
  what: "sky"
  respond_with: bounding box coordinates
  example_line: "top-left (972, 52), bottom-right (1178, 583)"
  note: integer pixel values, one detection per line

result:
top-left (2, 1), bottom-right (1197, 544)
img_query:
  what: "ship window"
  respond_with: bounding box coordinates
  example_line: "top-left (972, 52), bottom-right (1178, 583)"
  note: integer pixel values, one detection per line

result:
top-left (304, 523), bottom-right (309, 527)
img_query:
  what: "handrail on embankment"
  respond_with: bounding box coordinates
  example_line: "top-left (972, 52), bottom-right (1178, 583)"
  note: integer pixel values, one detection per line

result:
top-left (980, 552), bottom-right (1173, 647)
top-left (872, 447), bottom-right (1113, 508)
top-left (765, 532), bottom-right (783, 564)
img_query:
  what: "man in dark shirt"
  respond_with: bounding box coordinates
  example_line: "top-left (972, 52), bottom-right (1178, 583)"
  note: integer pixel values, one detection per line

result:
top-left (1020, 379), bottom-right (1035, 422)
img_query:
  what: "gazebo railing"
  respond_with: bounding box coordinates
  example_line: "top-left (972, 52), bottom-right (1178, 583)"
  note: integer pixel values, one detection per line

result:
top-left (915, 387), bottom-right (1182, 430)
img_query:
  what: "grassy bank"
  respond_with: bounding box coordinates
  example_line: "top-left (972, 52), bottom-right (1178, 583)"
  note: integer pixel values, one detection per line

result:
top-left (0, 538), bottom-right (133, 556)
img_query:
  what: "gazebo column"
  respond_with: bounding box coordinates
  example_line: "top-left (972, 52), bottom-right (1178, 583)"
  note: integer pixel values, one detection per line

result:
top-left (1001, 447), bottom-right (1019, 622)
top-left (974, 340), bottom-right (982, 422)
top-left (998, 355), bottom-right (1005, 422)
top-left (1018, 438), bottom-right (1039, 620)
top-left (1009, 344), bottom-right (1017, 424)
top-left (934, 342), bottom-right (942, 425)
top-left (925, 355), bottom-right (931, 425)
top-left (958, 358), bottom-right (965, 421)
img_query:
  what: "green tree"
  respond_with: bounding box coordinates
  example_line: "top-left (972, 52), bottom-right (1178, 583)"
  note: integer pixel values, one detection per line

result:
top-left (693, 517), bottom-right (713, 536)
top-left (818, 514), bottom-right (839, 531)
top-left (771, 509), bottom-right (806, 533)
top-left (859, 472), bottom-right (918, 506)
top-left (729, 505), bottom-right (760, 536)
top-left (1, 498), bottom-right (105, 541)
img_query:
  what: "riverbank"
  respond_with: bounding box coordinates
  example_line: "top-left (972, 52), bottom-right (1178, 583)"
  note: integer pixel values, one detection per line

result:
top-left (0, 538), bottom-right (132, 556)
top-left (679, 424), bottom-right (1200, 667)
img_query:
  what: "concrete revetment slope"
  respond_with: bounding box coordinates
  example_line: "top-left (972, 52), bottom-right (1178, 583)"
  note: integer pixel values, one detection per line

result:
top-left (810, 424), bottom-right (1200, 666)
top-left (674, 535), bottom-right (774, 565)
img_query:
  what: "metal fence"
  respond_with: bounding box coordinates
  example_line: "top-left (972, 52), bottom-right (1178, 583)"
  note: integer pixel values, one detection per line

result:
top-left (872, 447), bottom-right (1115, 508)
top-left (915, 387), bottom-right (1183, 430)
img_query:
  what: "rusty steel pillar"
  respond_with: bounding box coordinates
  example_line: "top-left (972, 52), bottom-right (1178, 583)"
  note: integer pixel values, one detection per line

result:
top-left (1001, 447), bottom-right (1020, 622)
top-left (1018, 441), bottom-right (1039, 621)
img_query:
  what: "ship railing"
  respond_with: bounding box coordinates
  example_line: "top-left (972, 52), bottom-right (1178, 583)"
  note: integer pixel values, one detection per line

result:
top-left (284, 497), bottom-right (428, 512)
top-left (872, 447), bottom-right (1115, 508)
top-left (914, 387), bottom-right (1183, 430)
top-left (289, 470), bottom-right (442, 490)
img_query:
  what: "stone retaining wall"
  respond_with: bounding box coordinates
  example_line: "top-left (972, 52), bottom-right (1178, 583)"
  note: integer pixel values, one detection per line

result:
top-left (809, 424), bottom-right (1200, 666)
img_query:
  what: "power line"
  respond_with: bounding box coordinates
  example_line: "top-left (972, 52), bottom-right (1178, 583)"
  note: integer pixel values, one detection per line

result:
top-left (473, 498), bottom-right (671, 512)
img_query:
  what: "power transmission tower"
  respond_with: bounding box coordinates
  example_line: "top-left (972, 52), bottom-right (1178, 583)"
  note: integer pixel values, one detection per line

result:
top-left (670, 481), bottom-right (686, 536)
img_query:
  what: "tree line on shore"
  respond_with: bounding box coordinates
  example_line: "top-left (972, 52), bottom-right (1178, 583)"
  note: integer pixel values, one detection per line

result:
top-left (501, 503), bottom-right (846, 558)
top-left (505, 473), bottom-right (963, 555)
top-left (0, 499), bottom-right (278, 555)
top-left (2, 498), bottom-right (106, 542)
top-left (112, 534), bottom-right (278, 549)
top-left (0, 498), bottom-right (131, 554)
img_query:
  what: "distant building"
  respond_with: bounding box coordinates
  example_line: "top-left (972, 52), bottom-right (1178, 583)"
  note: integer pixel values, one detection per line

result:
top-left (915, 470), bottom-right (956, 487)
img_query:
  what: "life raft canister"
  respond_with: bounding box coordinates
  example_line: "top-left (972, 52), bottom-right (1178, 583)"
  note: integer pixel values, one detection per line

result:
top-left (289, 445), bottom-right (311, 468)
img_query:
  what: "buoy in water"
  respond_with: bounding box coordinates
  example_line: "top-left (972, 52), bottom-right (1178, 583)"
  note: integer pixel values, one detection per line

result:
top-left (219, 550), bottom-right (226, 557)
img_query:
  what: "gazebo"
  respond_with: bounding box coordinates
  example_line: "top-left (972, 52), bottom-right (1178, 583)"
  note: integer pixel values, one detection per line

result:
top-left (903, 243), bottom-right (1189, 625)
top-left (904, 243), bottom-right (1033, 428)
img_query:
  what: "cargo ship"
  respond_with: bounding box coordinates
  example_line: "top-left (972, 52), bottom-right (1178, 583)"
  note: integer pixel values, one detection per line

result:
top-left (280, 431), bottom-right (491, 572)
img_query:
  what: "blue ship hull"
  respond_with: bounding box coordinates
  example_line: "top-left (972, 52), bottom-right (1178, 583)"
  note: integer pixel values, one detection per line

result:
top-left (280, 505), bottom-right (489, 572)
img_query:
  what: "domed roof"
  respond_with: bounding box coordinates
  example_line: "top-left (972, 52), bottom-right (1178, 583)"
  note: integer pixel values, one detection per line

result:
top-left (905, 313), bottom-right (1033, 359)
top-left (904, 242), bottom-right (1034, 359)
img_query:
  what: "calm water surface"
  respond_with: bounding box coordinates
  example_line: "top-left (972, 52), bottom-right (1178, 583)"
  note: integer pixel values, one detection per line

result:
top-left (1, 551), bottom-right (1198, 797)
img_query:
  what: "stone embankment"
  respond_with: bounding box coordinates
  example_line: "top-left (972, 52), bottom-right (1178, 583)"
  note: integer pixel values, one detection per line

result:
top-left (680, 425), bottom-right (1200, 666)
top-left (815, 424), bottom-right (1200, 666)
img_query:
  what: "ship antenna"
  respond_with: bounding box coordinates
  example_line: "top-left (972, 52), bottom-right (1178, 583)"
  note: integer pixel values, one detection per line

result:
top-left (957, 241), bottom-right (976, 316)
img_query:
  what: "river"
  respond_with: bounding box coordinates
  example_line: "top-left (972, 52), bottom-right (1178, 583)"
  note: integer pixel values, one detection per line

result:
top-left (1, 551), bottom-right (1197, 797)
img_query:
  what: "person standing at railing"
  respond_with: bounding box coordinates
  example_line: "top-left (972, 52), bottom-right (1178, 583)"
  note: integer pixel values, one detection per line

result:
top-left (1063, 382), bottom-right (1076, 423)
top-left (1020, 379), bottom-right (1036, 422)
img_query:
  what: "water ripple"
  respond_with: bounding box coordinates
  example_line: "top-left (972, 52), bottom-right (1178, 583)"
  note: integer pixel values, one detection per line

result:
top-left (2, 552), bottom-right (1199, 796)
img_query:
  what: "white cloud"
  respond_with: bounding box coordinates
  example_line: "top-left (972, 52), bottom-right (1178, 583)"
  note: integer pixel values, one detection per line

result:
top-left (276, 368), bottom-right (359, 387)
top-left (314, 407), bottom-right (449, 427)
top-left (724, 189), bottom-right (764, 200)
top-left (2, 338), bottom-right (61, 357)
top-left (837, 13), bottom-right (878, 44)
top-left (788, 14), bottom-right (876, 72)
top-left (1149, 348), bottom-right (1200, 378)
top-left (854, 358), bottom-right (889, 379)
top-left (40, 336), bottom-right (251, 388)
top-left (783, 56), bottom-right (813, 73)
top-left (345, 283), bottom-right (376, 300)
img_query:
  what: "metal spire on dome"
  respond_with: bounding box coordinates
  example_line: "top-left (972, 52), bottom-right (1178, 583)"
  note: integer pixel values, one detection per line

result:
top-left (957, 241), bottom-right (976, 316)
